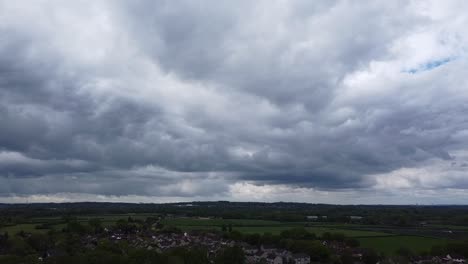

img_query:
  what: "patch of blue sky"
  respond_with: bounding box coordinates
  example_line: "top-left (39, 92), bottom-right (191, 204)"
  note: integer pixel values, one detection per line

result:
top-left (405, 57), bottom-right (456, 74)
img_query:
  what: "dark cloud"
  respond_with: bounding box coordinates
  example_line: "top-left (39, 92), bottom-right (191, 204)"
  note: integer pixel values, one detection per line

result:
top-left (0, 1), bottom-right (468, 203)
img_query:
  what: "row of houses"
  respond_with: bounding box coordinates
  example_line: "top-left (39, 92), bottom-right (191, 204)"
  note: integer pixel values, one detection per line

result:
top-left (240, 244), bottom-right (309, 264)
top-left (107, 231), bottom-right (311, 264)
top-left (411, 254), bottom-right (466, 264)
top-left (306, 215), bottom-right (363, 221)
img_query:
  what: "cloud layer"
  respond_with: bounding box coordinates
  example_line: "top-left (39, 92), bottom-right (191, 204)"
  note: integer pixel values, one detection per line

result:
top-left (1, 0), bottom-right (468, 203)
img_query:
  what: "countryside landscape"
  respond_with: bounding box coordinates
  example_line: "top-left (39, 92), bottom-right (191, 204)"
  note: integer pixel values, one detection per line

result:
top-left (1, 202), bottom-right (467, 263)
top-left (2, 0), bottom-right (468, 263)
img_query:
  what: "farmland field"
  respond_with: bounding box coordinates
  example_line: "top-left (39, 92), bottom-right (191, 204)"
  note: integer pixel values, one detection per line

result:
top-left (176, 225), bottom-right (393, 237)
top-left (358, 236), bottom-right (448, 255)
top-left (0, 224), bottom-right (47, 234)
top-left (307, 228), bottom-right (392, 237)
top-left (0, 214), bottom-right (458, 256)
top-left (161, 217), bottom-right (395, 237)
top-left (427, 224), bottom-right (468, 230)
top-left (159, 217), bottom-right (453, 255)
top-left (161, 218), bottom-right (283, 227)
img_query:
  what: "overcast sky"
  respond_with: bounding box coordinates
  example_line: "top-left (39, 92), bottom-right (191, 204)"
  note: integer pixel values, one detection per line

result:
top-left (1, 1), bottom-right (468, 204)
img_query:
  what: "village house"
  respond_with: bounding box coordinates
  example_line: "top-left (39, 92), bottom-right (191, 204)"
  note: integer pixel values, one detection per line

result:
top-left (266, 253), bottom-right (284, 264)
top-left (243, 244), bottom-right (258, 255)
top-left (292, 253), bottom-right (311, 264)
top-left (103, 229), bottom-right (313, 264)
top-left (261, 244), bottom-right (277, 253)
top-left (306, 215), bottom-right (327, 221)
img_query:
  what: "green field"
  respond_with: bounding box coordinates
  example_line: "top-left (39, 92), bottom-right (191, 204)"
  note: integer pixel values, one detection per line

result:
top-left (162, 218), bottom-right (283, 227)
top-left (1, 215), bottom-right (451, 256)
top-left (161, 218), bottom-right (394, 238)
top-left (358, 236), bottom-right (447, 255)
top-left (0, 224), bottom-right (47, 234)
top-left (31, 213), bottom-right (159, 223)
top-left (177, 225), bottom-right (220, 232)
top-left (307, 228), bottom-right (392, 237)
top-left (427, 224), bottom-right (468, 230)
top-left (161, 217), bottom-right (450, 255)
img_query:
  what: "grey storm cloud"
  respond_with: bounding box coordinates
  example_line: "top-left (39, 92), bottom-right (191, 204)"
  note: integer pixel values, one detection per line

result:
top-left (1, 0), bottom-right (468, 203)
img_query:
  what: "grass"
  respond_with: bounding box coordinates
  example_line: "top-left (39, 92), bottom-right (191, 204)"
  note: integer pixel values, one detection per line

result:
top-left (173, 224), bottom-right (394, 238)
top-left (160, 217), bottom-right (394, 237)
top-left (0, 224), bottom-right (47, 234)
top-left (358, 236), bottom-right (447, 255)
top-left (2, 214), bottom-right (139, 234)
top-left (31, 213), bottom-right (159, 223)
top-left (427, 224), bottom-right (468, 230)
top-left (306, 227), bottom-right (392, 237)
top-left (233, 226), bottom-right (294, 235)
top-left (2, 214), bottom-right (453, 257)
top-left (162, 218), bottom-right (282, 227)
top-left (177, 226), bottom-right (220, 232)
top-left (0, 214), bottom-right (452, 259)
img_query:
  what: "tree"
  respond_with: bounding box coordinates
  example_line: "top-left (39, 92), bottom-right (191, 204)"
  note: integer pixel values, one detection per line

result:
top-left (306, 241), bottom-right (330, 261)
top-left (322, 232), bottom-right (332, 240)
top-left (280, 227), bottom-right (313, 240)
top-left (16, 230), bottom-right (25, 237)
top-left (396, 247), bottom-right (413, 258)
top-left (362, 249), bottom-right (380, 264)
top-left (127, 248), bottom-right (165, 264)
top-left (225, 230), bottom-right (243, 241)
top-left (26, 233), bottom-right (49, 252)
top-left (431, 245), bottom-right (444, 256)
top-left (115, 219), bottom-right (136, 234)
top-left (9, 238), bottom-right (34, 256)
top-left (287, 240), bottom-right (330, 262)
top-left (66, 221), bottom-right (86, 234)
top-left (445, 241), bottom-right (468, 258)
top-left (215, 246), bottom-right (245, 264)
top-left (0, 232), bottom-right (10, 250)
top-left (245, 233), bottom-right (261, 246)
top-left (345, 238), bottom-right (360, 247)
top-left (331, 233), bottom-right (345, 242)
top-left (62, 215), bottom-right (77, 223)
top-left (260, 233), bottom-right (280, 245)
top-left (63, 234), bottom-right (82, 256)
top-left (168, 247), bottom-right (208, 264)
top-left (88, 218), bottom-right (103, 234)
top-left (340, 249), bottom-right (355, 264)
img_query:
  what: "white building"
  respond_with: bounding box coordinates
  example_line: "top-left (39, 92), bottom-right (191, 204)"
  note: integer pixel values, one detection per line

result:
top-left (292, 253), bottom-right (310, 264)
